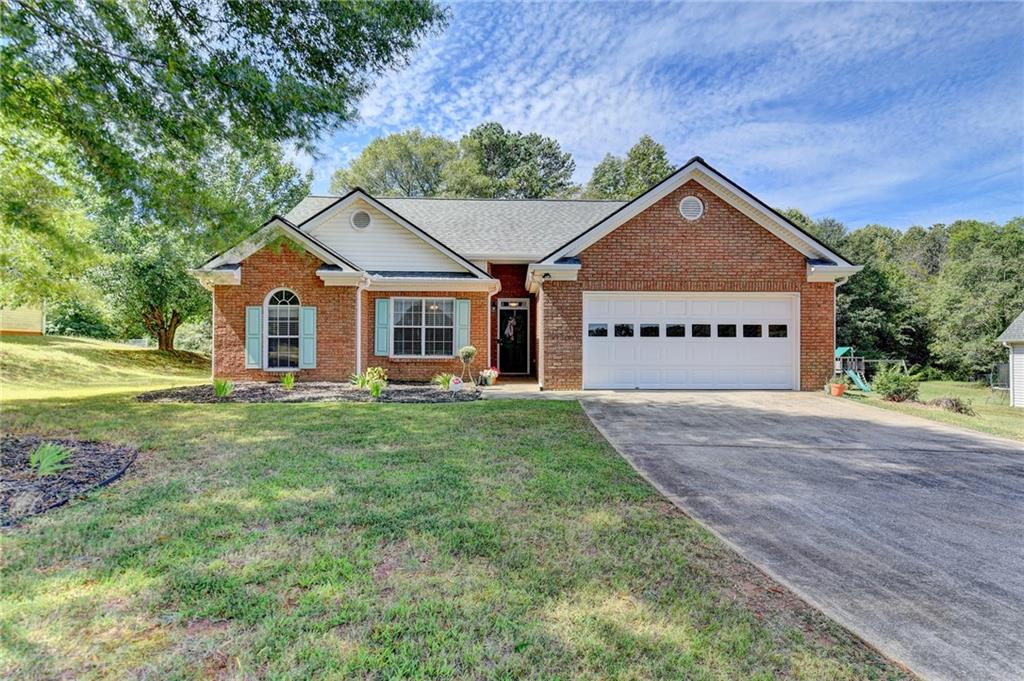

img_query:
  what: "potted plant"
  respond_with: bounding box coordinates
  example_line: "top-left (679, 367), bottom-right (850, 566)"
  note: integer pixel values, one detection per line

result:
top-left (827, 375), bottom-right (849, 397)
top-left (479, 367), bottom-right (499, 386)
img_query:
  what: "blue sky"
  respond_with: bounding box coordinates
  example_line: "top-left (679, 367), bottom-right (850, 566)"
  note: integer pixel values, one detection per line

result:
top-left (297, 2), bottom-right (1024, 229)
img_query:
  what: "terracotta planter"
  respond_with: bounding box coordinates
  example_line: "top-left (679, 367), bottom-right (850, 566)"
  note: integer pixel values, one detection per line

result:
top-left (830, 383), bottom-right (847, 397)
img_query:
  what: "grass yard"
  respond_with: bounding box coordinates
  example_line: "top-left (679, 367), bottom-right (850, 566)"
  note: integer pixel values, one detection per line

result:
top-left (0, 335), bottom-right (209, 401)
top-left (847, 380), bottom-right (1022, 442)
top-left (0, 390), bottom-right (907, 679)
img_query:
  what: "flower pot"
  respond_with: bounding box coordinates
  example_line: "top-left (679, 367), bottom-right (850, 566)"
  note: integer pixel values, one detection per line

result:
top-left (830, 383), bottom-right (847, 397)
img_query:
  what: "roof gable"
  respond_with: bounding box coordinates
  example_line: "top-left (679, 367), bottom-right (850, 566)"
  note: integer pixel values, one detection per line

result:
top-left (539, 157), bottom-right (854, 267)
top-left (998, 310), bottom-right (1024, 343)
top-left (197, 216), bottom-right (361, 272)
top-left (296, 190), bottom-right (491, 278)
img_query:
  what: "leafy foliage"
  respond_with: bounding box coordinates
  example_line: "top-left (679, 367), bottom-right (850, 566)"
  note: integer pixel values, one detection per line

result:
top-left (926, 396), bottom-right (976, 416)
top-left (213, 378), bottom-right (234, 398)
top-left (2, 0), bottom-right (447, 218)
top-left (280, 373), bottom-right (295, 391)
top-left (351, 367), bottom-right (388, 390)
top-left (28, 442), bottom-right (72, 477)
top-left (332, 130), bottom-right (458, 197)
top-left (45, 300), bottom-right (115, 339)
top-left (584, 136), bottom-right (676, 199)
top-left (431, 373), bottom-right (455, 390)
top-left (872, 367), bottom-right (919, 402)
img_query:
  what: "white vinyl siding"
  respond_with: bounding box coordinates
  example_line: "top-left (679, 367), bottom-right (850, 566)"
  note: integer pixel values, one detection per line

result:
top-left (305, 199), bottom-right (466, 272)
top-left (0, 306), bottom-right (44, 334)
top-left (1012, 344), bottom-right (1024, 408)
top-left (583, 293), bottom-right (799, 390)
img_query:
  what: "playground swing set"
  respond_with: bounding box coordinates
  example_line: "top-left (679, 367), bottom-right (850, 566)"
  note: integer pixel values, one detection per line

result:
top-left (834, 346), bottom-right (909, 392)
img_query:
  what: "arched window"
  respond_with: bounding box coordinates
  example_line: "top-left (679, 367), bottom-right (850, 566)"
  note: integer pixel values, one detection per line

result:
top-left (266, 289), bottom-right (300, 369)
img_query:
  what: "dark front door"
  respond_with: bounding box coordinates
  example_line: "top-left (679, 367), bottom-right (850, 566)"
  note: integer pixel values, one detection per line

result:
top-left (498, 306), bottom-right (529, 374)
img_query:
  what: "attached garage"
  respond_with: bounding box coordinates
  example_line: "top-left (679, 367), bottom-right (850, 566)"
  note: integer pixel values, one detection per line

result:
top-left (582, 293), bottom-right (799, 390)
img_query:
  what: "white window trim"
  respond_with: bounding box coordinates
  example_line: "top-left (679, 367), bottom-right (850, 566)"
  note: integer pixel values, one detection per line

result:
top-left (389, 296), bottom-right (457, 359)
top-left (263, 288), bottom-right (301, 371)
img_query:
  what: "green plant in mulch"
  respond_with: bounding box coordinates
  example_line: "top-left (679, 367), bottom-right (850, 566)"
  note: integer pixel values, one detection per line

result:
top-left (280, 372), bottom-right (295, 391)
top-left (213, 377), bottom-right (234, 398)
top-left (872, 367), bottom-right (919, 402)
top-left (28, 442), bottom-right (73, 477)
top-left (431, 373), bottom-right (455, 390)
top-left (351, 367), bottom-right (388, 399)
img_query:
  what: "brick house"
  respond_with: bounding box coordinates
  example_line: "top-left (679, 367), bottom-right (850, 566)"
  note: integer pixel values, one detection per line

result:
top-left (193, 157), bottom-right (860, 390)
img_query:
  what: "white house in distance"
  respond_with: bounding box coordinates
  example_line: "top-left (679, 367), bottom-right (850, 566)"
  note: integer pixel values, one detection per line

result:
top-left (0, 305), bottom-right (45, 335)
top-left (997, 309), bottom-right (1024, 408)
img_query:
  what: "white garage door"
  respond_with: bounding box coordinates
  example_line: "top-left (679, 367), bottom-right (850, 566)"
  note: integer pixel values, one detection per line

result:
top-left (583, 293), bottom-right (798, 390)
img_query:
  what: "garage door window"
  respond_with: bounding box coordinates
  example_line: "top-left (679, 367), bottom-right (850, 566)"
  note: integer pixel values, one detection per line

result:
top-left (717, 324), bottom-right (737, 338)
top-left (743, 324), bottom-right (762, 338)
top-left (769, 324), bottom-right (788, 338)
top-left (666, 324), bottom-right (686, 337)
top-left (640, 324), bottom-right (660, 337)
top-left (588, 323), bottom-right (608, 337)
top-left (693, 324), bottom-right (711, 338)
top-left (615, 324), bottom-right (634, 337)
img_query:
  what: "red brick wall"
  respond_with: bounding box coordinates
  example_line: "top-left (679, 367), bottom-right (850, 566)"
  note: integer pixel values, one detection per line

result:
top-left (488, 264), bottom-right (537, 375)
top-left (360, 289), bottom-right (490, 381)
top-left (540, 179), bottom-right (834, 390)
top-left (213, 245), bottom-right (357, 381)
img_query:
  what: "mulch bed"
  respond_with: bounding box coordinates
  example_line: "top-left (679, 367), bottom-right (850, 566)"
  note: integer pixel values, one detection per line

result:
top-left (136, 381), bottom-right (481, 404)
top-left (1, 435), bottom-right (138, 526)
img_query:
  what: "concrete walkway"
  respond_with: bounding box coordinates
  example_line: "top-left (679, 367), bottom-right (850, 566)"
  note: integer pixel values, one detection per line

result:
top-left (580, 391), bottom-right (1024, 681)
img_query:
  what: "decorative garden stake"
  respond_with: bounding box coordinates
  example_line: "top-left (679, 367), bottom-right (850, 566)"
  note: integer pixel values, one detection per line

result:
top-left (458, 345), bottom-right (478, 385)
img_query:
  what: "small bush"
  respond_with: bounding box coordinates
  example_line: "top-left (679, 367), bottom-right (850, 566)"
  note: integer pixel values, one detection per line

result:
top-left (281, 373), bottom-right (295, 390)
top-left (213, 378), bottom-right (234, 398)
top-left (432, 373), bottom-right (454, 390)
top-left (927, 396), bottom-right (976, 416)
top-left (872, 368), bottom-right (918, 402)
top-left (369, 379), bottom-right (385, 399)
top-left (351, 366), bottom-right (388, 389)
top-left (45, 300), bottom-right (115, 339)
top-left (458, 345), bottom-right (478, 363)
top-left (29, 442), bottom-right (73, 477)
top-left (174, 319), bottom-right (212, 354)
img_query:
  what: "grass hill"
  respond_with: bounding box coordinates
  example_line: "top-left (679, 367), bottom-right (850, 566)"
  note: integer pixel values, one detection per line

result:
top-left (0, 335), bottom-right (209, 401)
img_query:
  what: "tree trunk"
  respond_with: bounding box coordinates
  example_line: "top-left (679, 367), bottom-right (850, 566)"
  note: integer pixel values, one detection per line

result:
top-left (143, 308), bottom-right (182, 351)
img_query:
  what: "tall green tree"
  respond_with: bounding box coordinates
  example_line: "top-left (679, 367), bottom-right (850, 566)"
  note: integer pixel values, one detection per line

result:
top-left (452, 122), bottom-right (577, 198)
top-left (927, 218), bottom-right (1024, 376)
top-left (2, 0), bottom-right (447, 221)
top-left (584, 136), bottom-right (676, 199)
top-left (99, 141), bottom-right (311, 350)
top-left (330, 130), bottom-right (458, 196)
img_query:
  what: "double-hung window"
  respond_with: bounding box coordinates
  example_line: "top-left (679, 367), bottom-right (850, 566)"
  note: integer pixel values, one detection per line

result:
top-left (392, 298), bottom-right (455, 357)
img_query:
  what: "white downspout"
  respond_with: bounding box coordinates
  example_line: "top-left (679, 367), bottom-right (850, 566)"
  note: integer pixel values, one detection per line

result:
top-left (355, 276), bottom-right (369, 374)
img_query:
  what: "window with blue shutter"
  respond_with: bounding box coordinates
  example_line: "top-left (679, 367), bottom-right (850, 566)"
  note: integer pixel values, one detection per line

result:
top-left (455, 299), bottom-right (471, 350)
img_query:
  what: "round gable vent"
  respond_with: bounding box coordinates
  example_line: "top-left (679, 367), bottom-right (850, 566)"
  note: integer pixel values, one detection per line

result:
top-left (679, 196), bottom-right (704, 221)
top-left (350, 210), bottom-right (371, 230)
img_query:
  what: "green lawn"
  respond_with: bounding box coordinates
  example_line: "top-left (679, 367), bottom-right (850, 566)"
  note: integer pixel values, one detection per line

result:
top-left (847, 380), bottom-right (1022, 442)
top-left (0, 335), bottom-right (209, 400)
top-left (0, 388), bottom-right (906, 679)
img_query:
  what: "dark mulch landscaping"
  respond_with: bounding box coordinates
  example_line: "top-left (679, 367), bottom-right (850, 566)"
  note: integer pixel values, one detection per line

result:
top-left (136, 381), bottom-right (481, 404)
top-left (1, 435), bottom-right (138, 526)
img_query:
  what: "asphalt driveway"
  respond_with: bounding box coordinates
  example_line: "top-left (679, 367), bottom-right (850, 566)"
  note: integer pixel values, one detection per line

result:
top-left (582, 391), bottom-right (1024, 681)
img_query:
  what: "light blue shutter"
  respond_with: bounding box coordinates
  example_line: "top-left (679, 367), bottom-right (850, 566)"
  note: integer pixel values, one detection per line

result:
top-left (245, 306), bottom-right (261, 368)
top-left (299, 306), bottom-right (316, 369)
top-left (455, 299), bottom-right (471, 351)
top-left (374, 298), bottom-right (390, 356)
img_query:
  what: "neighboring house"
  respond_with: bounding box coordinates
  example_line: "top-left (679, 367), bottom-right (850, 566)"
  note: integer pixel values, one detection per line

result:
top-left (192, 157), bottom-right (860, 390)
top-left (997, 310), bottom-right (1024, 407)
top-left (0, 305), bottom-right (45, 335)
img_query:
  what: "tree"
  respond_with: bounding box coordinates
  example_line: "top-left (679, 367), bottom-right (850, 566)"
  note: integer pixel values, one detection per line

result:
top-left (330, 130), bottom-right (458, 196)
top-left (451, 123), bottom-right (577, 198)
top-left (99, 141), bottom-right (311, 350)
top-left (584, 154), bottom-right (628, 199)
top-left (623, 135), bottom-right (676, 197)
top-left (2, 0), bottom-right (447, 220)
top-left (0, 122), bottom-right (99, 306)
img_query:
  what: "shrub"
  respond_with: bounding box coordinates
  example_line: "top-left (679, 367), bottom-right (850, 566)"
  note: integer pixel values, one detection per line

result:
top-left (827, 374), bottom-right (850, 386)
top-left (45, 300), bottom-right (115, 339)
top-left (351, 367), bottom-right (387, 397)
top-left (174, 319), bottom-right (212, 354)
top-left (369, 379), bottom-right (385, 399)
top-left (213, 377), bottom-right (234, 398)
top-left (872, 367), bottom-right (918, 402)
top-left (458, 345), bottom-right (478, 363)
top-left (927, 396), bottom-right (976, 416)
top-left (281, 372), bottom-right (295, 390)
top-left (432, 373), bottom-right (454, 390)
top-left (28, 442), bottom-right (73, 477)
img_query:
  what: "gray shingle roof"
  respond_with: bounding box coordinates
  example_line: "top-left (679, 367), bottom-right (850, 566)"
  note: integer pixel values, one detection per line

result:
top-left (284, 195), bottom-right (625, 260)
top-left (997, 310), bottom-right (1024, 343)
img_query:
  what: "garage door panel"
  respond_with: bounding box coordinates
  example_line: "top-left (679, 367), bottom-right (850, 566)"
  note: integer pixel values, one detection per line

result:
top-left (583, 293), bottom-right (796, 390)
